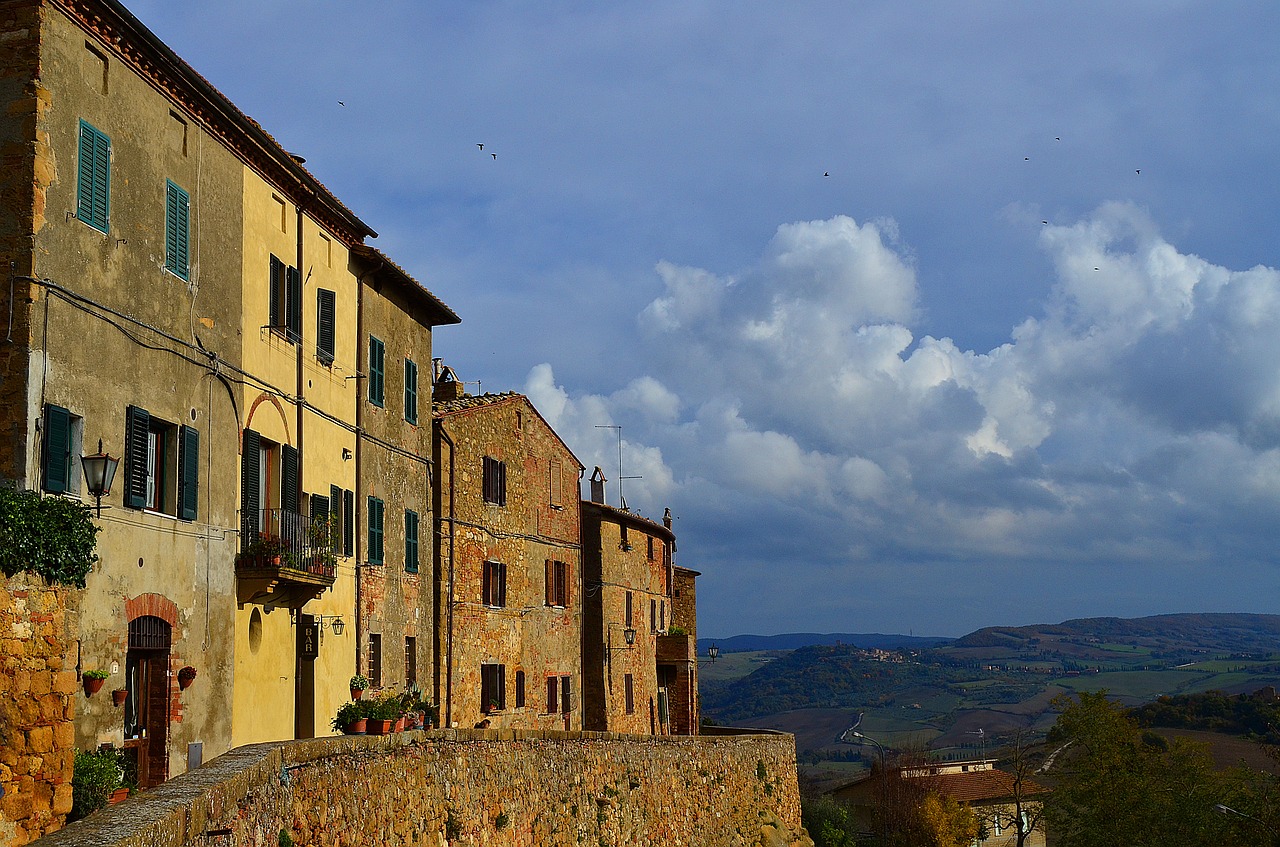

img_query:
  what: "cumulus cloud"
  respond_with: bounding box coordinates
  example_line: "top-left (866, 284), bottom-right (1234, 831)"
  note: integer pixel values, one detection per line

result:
top-left (527, 206), bottom-right (1280, 634)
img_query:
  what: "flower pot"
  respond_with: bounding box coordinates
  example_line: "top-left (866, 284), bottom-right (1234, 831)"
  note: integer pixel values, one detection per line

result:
top-left (393, 716), bottom-right (406, 733)
top-left (83, 676), bottom-right (105, 696)
top-left (350, 688), bottom-right (364, 701)
top-left (178, 676), bottom-right (194, 691)
top-left (368, 718), bottom-right (393, 735)
top-left (109, 787), bottom-right (129, 805)
top-left (112, 689), bottom-right (128, 707)
top-left (345, 718), bottom-right (367, 735)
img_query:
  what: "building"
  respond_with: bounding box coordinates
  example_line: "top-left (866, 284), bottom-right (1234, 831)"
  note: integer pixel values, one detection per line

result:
top-left (832, 759), bottom-right (1048, 847)
top-left (581, 479), bottom-right (700, 735)
top-left (432, 372), bottom-right (584, 730)
top-left (0, 0), bottom-right (455, 782)
top-left (352, 247), bottom-right (458, 696)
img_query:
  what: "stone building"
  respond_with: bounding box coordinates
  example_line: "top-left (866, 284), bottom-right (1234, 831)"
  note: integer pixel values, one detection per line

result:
top-left (352, 247), bottom-right (458, 696)
top-left (432, 372), bottom-right (584, 730)
top-left (0, 0), bottom-right (455, 785)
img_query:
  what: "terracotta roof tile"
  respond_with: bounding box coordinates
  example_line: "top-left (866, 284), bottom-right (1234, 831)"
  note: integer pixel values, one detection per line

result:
top-left (916, 770), bottom-right (1049, 803)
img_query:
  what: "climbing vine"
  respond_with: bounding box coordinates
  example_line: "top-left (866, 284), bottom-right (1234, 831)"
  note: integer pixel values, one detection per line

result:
top-left (0, 486), bottom-right (99, 587)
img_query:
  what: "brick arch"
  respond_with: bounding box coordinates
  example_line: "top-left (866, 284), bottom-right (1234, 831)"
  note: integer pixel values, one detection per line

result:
top-left (244, 392), bottom-right (292, 449)
top-left (124, 593), bottom-right (178, 628)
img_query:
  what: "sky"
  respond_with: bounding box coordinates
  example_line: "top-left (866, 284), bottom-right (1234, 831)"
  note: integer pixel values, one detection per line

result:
top-left (121, 1), bottom-right (1280, 637)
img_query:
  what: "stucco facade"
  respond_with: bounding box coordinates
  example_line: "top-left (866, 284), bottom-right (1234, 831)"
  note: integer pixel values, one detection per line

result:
top-left (432, 381), bottom-right (584, 730)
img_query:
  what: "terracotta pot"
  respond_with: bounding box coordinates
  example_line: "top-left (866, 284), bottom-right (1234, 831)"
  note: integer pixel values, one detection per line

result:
top-left (111, 689), bottom-right (128, 707)
top-left (350, 688), bottom-right (364, 701)
top-left (108, 787), bottom-right (129, 805)
top-left (368, 718), bottom-right (393, 735)
top-left (345, 718), bottom-right (367, 735)
top-left (83, 676), bottom-right (105, 696)
top-left (393, 716), bottom-right (406, 733)
top-left (178, 675), bottom-right (195, 691)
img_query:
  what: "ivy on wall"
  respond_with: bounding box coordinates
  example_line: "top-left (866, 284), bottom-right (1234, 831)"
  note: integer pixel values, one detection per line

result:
top-left (0, 487), bottom-right (99, 587)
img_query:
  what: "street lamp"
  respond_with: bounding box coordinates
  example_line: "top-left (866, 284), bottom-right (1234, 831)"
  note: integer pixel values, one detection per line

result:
top-left (604, 626), bottom-right (637, 663)
top-left (698, 644), bottom-right (720, 664)
top-left (80, 439), bottom-right (119, 517)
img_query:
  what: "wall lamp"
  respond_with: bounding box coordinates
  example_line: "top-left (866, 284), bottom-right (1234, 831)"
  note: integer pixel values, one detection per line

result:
top-left (697, 644), bottom-right (720, 664)
top-left (80, 439), bottom-right (120, 517)
top-left (604, 626), bottom-right (637, 663)
top-left (319, 616), bottom-right (346, 636)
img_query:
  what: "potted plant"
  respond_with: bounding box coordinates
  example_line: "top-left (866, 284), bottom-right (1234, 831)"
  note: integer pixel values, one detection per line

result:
top-left (111, 689), bottom-right (128, 707)
top-left (366, 695), bottom-right (398, 735)
top-left (69, 748), bottom-right (124, 820)
top-left (308, 514), bottom-right (339, 576)
top-left (240, 534), bottom-right (287, 567)
top-left (177, 666), bottom-right (197, 690)
top-left (332, 700), bottom-right (368, 735)
top-left (350, 673), bottom-right (369, 700)
top-left (82, 669), bottom-right (109, 696)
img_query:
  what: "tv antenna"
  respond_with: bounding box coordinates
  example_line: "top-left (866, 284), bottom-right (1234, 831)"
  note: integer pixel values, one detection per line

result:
top-left (966, 728), bottom-right (986, 761)
top-left (594, 425), bottom-right (641, 509)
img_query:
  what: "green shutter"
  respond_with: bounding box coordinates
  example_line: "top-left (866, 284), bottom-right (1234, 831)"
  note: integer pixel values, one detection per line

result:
top-left (404, 359), bottom-right (418, 424)
top-left (286, 265), bottom-right (302, 341)
top-left (343, 489), bottom-right (354, 557)
top-left (405, 510), bottom-right (418, 573)
top-left (178, 425), bottom-right (198, 521)
top-left (77, 121), bottom-right (110, 232)
top-left (241, 429), bottom-right (261, 540)
top-left (281, 444), bottom-right (299, 514)
top-left (165, 180), bottom-right (190, 280)
top-left (269, 256), bottom-right (284, 329)
top-left (367, 496), bottom-right (384, 564)
top-left (123, 405), bottom-right (150, 509)
top-left (369, 337), bottom-right (385, 407)
top-left (316, 289), bottom-right (336, 364)
top-left (42, 405), bottom-right (72, 494)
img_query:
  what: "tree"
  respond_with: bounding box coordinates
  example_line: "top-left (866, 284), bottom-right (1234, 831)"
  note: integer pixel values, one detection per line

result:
top-left (917, 793), bottom-right (979, 847)
top-left (989, 727), bottom-right (1048, 847)
top-left (1045, 691), bottom-right (1240, 847)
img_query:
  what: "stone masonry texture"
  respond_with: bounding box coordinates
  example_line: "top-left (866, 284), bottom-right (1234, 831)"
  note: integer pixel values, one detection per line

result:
top-left (32, 729), bottom-right (812, 847)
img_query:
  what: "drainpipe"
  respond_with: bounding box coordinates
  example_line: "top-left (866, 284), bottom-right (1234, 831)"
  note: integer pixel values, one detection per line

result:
top-left (295, 205), bottom-right (306, 499)
top-left (438, 421), bottom-right (456, 728)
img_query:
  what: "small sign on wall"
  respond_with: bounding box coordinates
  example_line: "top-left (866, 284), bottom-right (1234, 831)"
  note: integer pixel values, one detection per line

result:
top-left (299, 620), bottom-right (319, 661)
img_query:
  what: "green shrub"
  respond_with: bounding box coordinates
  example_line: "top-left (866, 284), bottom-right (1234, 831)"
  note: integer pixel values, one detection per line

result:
top-left (70, 749), bottom-right (122, 820)
top-left (82, 669), bottom-right (109, 680)
top-left (0, 487), bottom-right (99, 587)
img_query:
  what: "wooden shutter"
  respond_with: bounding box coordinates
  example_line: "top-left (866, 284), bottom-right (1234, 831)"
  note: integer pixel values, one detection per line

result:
top-left (561, 676), bottom-right (572, 714)
top-left (329, 485), bottom-right (342, 552)
top-left (42, 404), bottom-right (71, 494)
top-left (515, 671), bottom-right (525, 709)
top-left (562, 561), bottom-right (571, 607)
top-left (499, 563), bottom-right (507, 608)
top-left (281, 444), bottom-right (300, 514)
top-left (165, 180), bottom-right (189, 280)
top-left (549, 458), bottom-right (562, 506)
top-left (77, 121), bottom-right (110, 232)
top-left (405, 510), bottom-right (418, 573)
top-left (269, 256), bottom-right (284, 329)
top-left (178, 425), bottom-right (198, 521)
top-left (367, 496), bottom-right (383, 564)
top-left (124, 406), bottom-right (150, 510)
top-left (241, 429), bottom-right (260, 539)
top-left (544, 559), bottom-right (553, 606)
top-left (343, 489), bottom-right (354, 557)
top-left (286, 265), bottom-right (302, 341)
top-left (547, 677), bottom-right (558, 713)
top-left (483, 561), bottom-right (492, 605)
top-left (404, 359), bottom-right (418, 424)
top-left (316, 289), bottom-right (336, 364)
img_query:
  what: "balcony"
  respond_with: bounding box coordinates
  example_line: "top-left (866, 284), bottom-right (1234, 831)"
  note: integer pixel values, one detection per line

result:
top-left (656, 632), bottom-right (696, 664)
top-left (235, 508), bottom-right (337, 608)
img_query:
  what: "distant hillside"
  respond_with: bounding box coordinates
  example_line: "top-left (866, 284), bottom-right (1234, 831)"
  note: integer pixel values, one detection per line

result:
top-left (698, 632), bottom-right (952, 653)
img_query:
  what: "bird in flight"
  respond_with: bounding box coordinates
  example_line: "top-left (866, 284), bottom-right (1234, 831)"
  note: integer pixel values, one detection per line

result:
top-left (338, 100), bottom-right (345, 107)
top-left (477, 143), bottom-right (484, 151)
top-left (1024, 157), bottom-right (1030, 161)
top-left (824, 172), bottom-right (830, 178)
top-left (491, 153), bottom-right (497, 160)
top-left (1135, 169), bottom-right (1141, 174)
top-left (1042, 220), bottom-right (1048, 225)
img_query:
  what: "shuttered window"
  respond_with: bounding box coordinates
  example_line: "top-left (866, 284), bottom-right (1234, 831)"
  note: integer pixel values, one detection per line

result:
top-left (404, 358), bottom-right (418, 424)
top-left (41, 405), bottom-right (73, 495)
top-left (164, 180), bottom-right (190, 280)
top-left (515, 671), bottom-right (525, 708)
top-left (241, 428), bottom-right (261, 540)
top-left (404, 509), bottom-right (419, 573)
top-left (482, 664), bottom-right (505, 712)
top-left (545, 560), bottom-right (570, 607)
top-left (268, 256), bottom-right (301, 341)
top-left (123, 406), bottom-right (150, 510)
top-left (343, 489), bottom-right (355, 557)
top-left (561, 676), bottom-right (572, 714)
top-left (178, 425), bottom-right (198, 521)
top-left (368, 336), bottom-right (385, 407)
top-left (482, 456), bottom-right (506, 505)
top-left (546, 677), bottom-right (558, 714)
top-left (316, 289), bottom-right (336, 364)
top-left (624, 674), bottom-right (635, 714)
top-left (367, 496), bottom-right (384, 564)
top-left (483, 561), bottom-right (506, 607)
top-left (77, 120), bottom-right (110, 233)
top-left (281, 444), bottom-right (300, 514)
top-left (269, 255), bottom-right (284, 330)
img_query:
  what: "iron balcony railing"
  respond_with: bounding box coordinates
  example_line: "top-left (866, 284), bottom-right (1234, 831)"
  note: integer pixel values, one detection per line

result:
top-left (238, 508), bottom-right (337, 580)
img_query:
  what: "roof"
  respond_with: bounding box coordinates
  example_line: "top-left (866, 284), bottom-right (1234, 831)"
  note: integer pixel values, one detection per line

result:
top-left (72, 0), bottom-right (376, 244)
top-left (352, 245), bottom-right (460, 326)
top-left (834, 767), bottom-right (1048, 805)
top-left (581, 499), bottom-right (675, 543)
top-left (433, 393), bottom-right (584, 471)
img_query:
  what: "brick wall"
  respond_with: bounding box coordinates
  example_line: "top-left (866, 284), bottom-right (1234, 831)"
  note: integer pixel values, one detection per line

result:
top-left (33, 729), bottom-right (813, 847)
top-left (0, 573), bottom-right (77, 847)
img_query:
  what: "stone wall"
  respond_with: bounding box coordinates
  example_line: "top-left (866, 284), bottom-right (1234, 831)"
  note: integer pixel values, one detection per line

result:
top-left (0, 572), bottom-right (76, 846)
top-left (33, 729), bottom-right (812, 847)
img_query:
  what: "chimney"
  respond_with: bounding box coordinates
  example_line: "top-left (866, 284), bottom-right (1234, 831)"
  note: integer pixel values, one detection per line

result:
top-left (663, 508), bottom-right (672, 529)
top-left (433, 364), bottom-right (465, 402)
top-left (589, 467), bottom-right (607, 504)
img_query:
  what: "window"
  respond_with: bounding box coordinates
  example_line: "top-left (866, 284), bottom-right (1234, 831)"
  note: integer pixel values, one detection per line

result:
top-left (549, 458), bottom-right (562, 507)
top-left (316, 289), bottom-right (335, 365)
top-left (368, 633), bottom-right (382, 688)
top-left (368, 336), bottom-right (385, 407)
top-left (546, 677), bottom-right (558, 713)
top-left (620, 524), bottom-right (631, 551)
top-left (624, 674), bottom-right (635, 714)
top-left (660, 600), bottom-right (666, 632)
top-left (482, 456), bottom-right (506, 505)
top-left (76, 120), bottom-right (110, 233)
top-left (647, 535), bottom-right (655, 561)
top-left (404, 359), bottom-right (418, 424)
top-left (164, 180), bottom-right (189, 280)
top-left (515, 671), bottom-right (525, 709)
top-left (651, 599), bottom-right (658, 632)
top-left (625, 591), bottom-right (633, 629)
top-left (405, 637), bottom-right (416, 687)
top-left (545, 560), bottom-right (570, 607)
top-left (404, 509), bottom-right (419, 573)
top-left (481, 664), bottom-right (505, 712)
top-left (483, 561), bottom-right (507, 608)
top-left (268, 255), bottom-right (301, 341)
top-left (41, 404), bottom-right (82, 495)
top-left (561, 676), bottom-right (572, 714)
top-left (366, 496), bottom-right (384, 564)
top-left (125, 406), bottom-right (197, 520)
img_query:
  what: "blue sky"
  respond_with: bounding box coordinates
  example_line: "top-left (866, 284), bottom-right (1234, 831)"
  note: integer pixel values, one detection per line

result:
top-left (125, 1), bottom-right (1280, 637)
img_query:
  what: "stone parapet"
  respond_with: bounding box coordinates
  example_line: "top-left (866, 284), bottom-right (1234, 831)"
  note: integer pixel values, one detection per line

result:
top-left (33, 729), bottom-right (812, 847)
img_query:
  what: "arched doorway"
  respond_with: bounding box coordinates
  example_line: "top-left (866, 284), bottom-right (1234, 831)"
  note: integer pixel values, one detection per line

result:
top-left (124, 615), bottom-right (171, 788)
